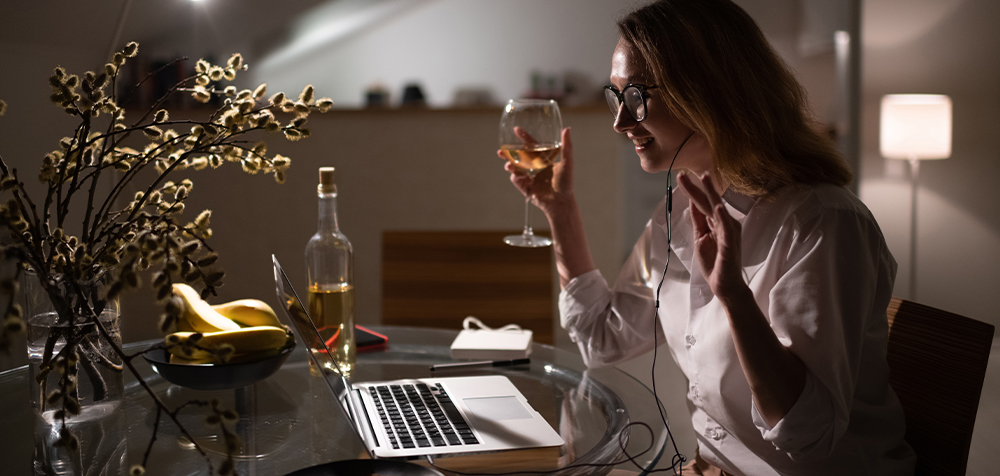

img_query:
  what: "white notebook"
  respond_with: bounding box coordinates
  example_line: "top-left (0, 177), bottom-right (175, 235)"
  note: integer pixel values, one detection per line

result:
top-left (450, 327), bottom-right (532, 360)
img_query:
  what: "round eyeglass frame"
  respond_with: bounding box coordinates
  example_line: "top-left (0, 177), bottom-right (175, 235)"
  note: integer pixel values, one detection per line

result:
top-left (603, 84), bottom-right (659, 123)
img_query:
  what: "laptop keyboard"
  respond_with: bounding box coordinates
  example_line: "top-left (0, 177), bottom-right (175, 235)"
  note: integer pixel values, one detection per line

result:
top-left (368, 383), bottom-right (480, 450)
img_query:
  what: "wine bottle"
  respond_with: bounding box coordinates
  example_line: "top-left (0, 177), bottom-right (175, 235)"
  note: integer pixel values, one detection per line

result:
top-left (305, 167), bottom-right (356, 374)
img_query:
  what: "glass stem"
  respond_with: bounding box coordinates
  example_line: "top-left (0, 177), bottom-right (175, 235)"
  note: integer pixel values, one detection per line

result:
top-left (523, 195), bottom-right (533, 236)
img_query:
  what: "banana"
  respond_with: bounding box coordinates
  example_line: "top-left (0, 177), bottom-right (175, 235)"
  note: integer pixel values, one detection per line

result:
top-left (172, 283), bottom-right (241, 333)
top-left (173, 316), bottom-right (196, 332)
top-left (169, 347), bottom-right (284, 365)
top-left (166, 326), bottom-right (290, 360)
top-left (211, 299), bottom-right (282, 328)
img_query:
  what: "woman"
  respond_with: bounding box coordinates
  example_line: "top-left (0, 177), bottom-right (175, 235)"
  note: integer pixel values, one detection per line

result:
top-left (502, 1), bottom-right (915, 475)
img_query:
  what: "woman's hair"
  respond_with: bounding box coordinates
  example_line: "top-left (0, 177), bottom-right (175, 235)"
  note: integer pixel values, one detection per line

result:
top-left (618, 0), bottom-right (853, 196)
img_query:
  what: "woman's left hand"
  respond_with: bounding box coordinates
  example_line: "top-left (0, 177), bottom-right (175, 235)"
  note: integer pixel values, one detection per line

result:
top-left (677, 172), bottom-right (746, 301)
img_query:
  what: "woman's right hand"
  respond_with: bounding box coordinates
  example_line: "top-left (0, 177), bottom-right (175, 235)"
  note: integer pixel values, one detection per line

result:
top-left (500, 127), bottom-right (575, 217)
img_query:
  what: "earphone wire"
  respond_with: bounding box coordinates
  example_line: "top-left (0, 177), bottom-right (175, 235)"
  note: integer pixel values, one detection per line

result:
top-left (650, 130), bottom-right (696, 475)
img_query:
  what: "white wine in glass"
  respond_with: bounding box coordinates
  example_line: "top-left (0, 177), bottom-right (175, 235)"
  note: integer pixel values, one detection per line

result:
top-left (499, 99), bottom-right (563, 247)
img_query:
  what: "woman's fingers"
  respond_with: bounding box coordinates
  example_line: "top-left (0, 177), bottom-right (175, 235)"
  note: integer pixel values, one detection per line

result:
top-left (560, 127), bottom-right (573, 169)
top-left (501, 127), bottom-right (572, 215)
top-left (679, 171), bottom-right (740, 253)
top-left (553, 127), bottom-right (573, 192)
top-left (677, 171), bottom-right (713, 218)
top-left (514, 126), bottom-right (537, 146)
top-left (701, 174), bottom-right (725, 210)
top-left (689, 198), bottom-right (711, 237)
top-left (713, 203), bottom-right (732, 247)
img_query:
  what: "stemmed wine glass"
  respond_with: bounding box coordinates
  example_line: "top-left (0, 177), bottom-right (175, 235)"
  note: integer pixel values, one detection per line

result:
top-left (498, 99), bottom-right (563, 247)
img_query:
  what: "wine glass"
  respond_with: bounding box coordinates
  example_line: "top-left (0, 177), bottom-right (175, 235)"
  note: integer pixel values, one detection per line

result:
top-left (498, 99), bottom-right (563, 247)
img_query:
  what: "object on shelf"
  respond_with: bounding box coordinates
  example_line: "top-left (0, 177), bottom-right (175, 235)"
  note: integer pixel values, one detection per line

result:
top-left (452, 87), bottom-right (496, 107)
top-left (365, 82), bottom-right (390, 107)
top-left (400, 82), bottom-right (426, 107)
top-left (523, 70), bottom-right (603, 106)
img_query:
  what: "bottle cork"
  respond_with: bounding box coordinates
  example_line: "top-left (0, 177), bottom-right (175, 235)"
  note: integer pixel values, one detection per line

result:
top-left (318, 167), bottom-right (336, 194)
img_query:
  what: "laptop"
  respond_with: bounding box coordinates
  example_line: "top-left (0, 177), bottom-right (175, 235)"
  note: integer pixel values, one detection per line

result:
top-left (271, 255), bottom-right (565, 459)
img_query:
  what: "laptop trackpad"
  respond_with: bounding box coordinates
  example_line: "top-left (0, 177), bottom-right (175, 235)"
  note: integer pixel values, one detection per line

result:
top-left (463, 396), bottom-right (533, 421)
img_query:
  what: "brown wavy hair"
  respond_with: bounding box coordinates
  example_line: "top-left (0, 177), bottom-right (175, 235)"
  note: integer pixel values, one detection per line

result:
top-left (618, 0), bottom-right (852, 196)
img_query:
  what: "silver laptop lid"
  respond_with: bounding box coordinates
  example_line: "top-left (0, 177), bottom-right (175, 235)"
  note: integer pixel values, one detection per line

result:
top-left (272, 255), bottom-right (373, 457)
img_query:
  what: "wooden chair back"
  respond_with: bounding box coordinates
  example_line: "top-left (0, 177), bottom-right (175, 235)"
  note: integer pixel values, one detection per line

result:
top-left (382, 231), bottom-right (554, 344)
top-left (885, 297), bottom-right (994, 475)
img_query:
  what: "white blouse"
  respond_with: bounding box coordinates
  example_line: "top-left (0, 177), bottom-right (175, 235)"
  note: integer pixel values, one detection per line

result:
top-left (559, 183), bottom-right (916, 476)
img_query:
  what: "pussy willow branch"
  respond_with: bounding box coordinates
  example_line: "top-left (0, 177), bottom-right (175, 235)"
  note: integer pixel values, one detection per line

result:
top-left (53, 121), bottom-right (87, 229)
top-left (0, 158), bottom-right (46, 252)
top-left (99, 140), bottom-right (200, 248)
top-left (3, 168), bottom-right (45, 260)
top-left (75, 119), bottom-right (190, 246)
top-left (0, 179), bottom-right (51, 288)
top-left (91, 113), bottom-right (278, 242)
top-left (88, 114), bottom-right (248, 239)
top-left (81, 117), bottom-right (105, 253)
top-left (60, 112), bottom-right (94, 224)
top-left (142, 405), bottom-right (164, 467)
top-left (8, 169), bottom-right (43, 234)
top-left (82, 57), bottom-right (193, 240)
top-left (89, 129), bottom-right (195, 242)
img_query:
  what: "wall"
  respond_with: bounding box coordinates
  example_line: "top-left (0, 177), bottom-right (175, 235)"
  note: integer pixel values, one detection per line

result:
top-left (857, 1), bottom-right (1000, 473)
top-left (254, 0), bottom-right (633, 108)
top-left (858, 0), bottom-right (1000, 329)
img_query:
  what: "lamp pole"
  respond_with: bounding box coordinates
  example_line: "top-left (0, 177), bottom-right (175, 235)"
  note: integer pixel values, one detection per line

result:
top-left (909, 156), bottom-right (919, 300)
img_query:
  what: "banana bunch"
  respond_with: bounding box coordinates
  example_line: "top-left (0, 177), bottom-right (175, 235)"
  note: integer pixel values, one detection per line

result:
top-left (165, 283), bottom-right (292, 365)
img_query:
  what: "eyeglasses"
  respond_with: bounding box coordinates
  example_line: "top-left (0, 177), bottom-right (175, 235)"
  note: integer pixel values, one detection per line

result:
top-left (603, 84), bottom-right (659, 122)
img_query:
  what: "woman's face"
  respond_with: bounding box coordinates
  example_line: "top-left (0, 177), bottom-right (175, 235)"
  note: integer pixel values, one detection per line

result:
top-left (609, 38), bottom-right (711, 175)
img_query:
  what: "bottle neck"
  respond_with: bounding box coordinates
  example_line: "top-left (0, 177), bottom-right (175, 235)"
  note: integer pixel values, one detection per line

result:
top-left (317, 191), bottom-right (340, 232)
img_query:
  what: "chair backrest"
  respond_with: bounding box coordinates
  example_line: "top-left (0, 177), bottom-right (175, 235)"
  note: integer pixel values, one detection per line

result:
top-left (382, 231), bottom-right (554, 344)
top-left (885, 297), bottom-right (994, 476)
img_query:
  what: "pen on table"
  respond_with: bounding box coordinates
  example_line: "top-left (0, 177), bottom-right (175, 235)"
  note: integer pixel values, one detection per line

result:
top-left (429, 358), bottom-right (530, 371)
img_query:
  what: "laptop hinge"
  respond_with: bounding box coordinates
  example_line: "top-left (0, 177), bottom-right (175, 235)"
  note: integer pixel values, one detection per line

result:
top-left (350, 388), bottom-right (380, 449)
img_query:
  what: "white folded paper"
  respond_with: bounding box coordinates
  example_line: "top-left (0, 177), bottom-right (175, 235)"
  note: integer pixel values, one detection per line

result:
top-left (450, 316), bottom-right (533, 360)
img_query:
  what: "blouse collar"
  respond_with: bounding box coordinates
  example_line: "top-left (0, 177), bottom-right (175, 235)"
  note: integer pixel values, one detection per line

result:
top-left (722, 188), bottom-right (756, 215)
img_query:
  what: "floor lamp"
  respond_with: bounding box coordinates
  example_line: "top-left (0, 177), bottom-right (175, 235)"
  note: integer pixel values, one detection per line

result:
top-left (879, 94), bottom-right (952, 300)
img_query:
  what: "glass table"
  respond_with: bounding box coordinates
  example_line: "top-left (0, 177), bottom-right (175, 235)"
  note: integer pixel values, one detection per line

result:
top-left (0, 326), bottom-right (675, 475)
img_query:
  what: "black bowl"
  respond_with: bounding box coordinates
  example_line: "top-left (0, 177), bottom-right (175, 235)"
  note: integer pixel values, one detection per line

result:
top-left (143, 343), bottom-right (294, 391)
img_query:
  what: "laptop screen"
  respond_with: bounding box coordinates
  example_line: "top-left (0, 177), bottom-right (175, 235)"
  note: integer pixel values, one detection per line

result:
top-left (272, 258), bottom-right (362, 412)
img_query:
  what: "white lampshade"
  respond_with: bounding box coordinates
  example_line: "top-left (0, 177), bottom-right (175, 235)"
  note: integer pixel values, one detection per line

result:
top-left (880, 94), bottom-right (952, 160)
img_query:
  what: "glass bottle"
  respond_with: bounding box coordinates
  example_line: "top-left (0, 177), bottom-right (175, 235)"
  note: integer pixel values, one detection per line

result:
top-left (305, 166), bottom-right (355, 374)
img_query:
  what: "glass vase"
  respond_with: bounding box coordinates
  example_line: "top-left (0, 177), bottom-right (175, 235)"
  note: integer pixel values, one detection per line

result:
top-left (21, 272), bottom-right (124, 424)
top-left (33, 407), bottom-right (128, 475)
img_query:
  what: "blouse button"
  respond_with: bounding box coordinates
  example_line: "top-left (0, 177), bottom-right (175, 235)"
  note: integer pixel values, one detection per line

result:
top-left (706, 427), bottom-right (724, 440)
top-left (685, 335), bottom-right (696, 348)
